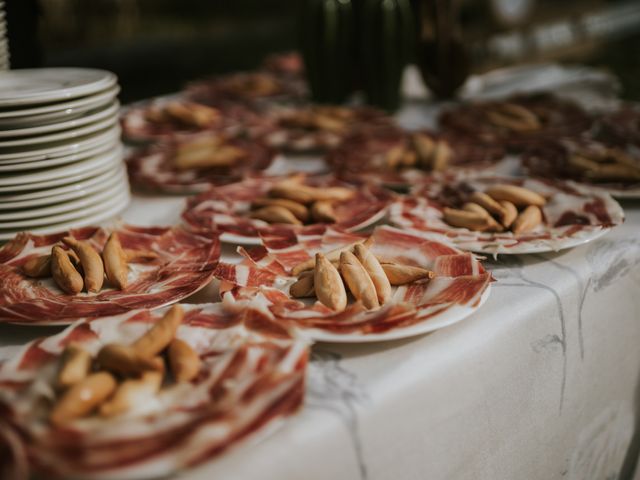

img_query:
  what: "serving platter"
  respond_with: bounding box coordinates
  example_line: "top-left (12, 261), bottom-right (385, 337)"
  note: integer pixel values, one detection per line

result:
top-left (389, 173), bottom-right (624, 254)
top-left (214, 226), bottom-right (492, 342)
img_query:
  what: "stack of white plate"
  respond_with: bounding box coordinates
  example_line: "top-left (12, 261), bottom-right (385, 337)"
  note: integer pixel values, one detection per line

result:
top-left (0, 68), bottom-right (129, 240)
top-left (0, 2), bottom-right (8, 70)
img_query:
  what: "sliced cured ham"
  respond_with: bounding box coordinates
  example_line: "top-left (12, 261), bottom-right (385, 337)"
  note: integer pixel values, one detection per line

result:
top-left (185, 71), bottom-right (307, 106)
top-left (121, 98), bottom-right (272, 143)
top-left (213, 226), bottom-right (492, 341)
top-left (0, 225), bottom-right (221, 324)
top-left (389, 173), bottom-right (624, 254)
top-left (326, 126), bottom-right (505, 188)
top-left (125, 132), bottom-right (277, 194)
top-left (0, 303), bottom-right (308, 479)
top-left (260, 105), bottom-right (393, 152)
top-left (439, 92), bottom-right (593, 151)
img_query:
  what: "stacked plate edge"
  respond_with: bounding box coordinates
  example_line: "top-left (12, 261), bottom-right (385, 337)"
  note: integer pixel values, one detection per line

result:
top-left (0, 68), bottom-right (129, 241)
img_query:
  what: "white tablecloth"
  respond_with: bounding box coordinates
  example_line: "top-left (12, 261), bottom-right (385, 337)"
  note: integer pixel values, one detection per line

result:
top-left (1, 65), bottom-right (639, 480)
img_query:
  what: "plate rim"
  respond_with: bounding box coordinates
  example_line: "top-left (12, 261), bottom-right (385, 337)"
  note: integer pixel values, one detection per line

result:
top-left (0, 68), bottom-right (117, 107)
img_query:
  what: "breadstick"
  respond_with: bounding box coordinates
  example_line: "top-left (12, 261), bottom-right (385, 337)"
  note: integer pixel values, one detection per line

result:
top-left (314, 253), bottom-right (347, 311)
top-left (50, 372), bottom-right (117, 426)
top-left (339, 251), bottom-right (379, 310)
top-left (168, 338), bottom-right (201, 382)
top-left (353, 243), bottom-right (391, 305)
top-left (132, 304), bottom-right (184, 357)
top-left (102, 232), bottom-right (128, 290)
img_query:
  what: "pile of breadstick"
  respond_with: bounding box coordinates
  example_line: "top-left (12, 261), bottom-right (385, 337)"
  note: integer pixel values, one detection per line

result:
top-left (22, 233), bottom-right (153, 294)
top-left (568, 147), bottom-right (640, 182)
top-left (442, 184), bottom-right (547, 234)
top-left (145, 101), bottom-right (221, 129)
top-left (49, 305), bottom-right (200, 425)
top-left (289, 238), bottom-right (435, 311)
top-left (249, 176), bottom-right (355, 226)
top-left (172, 134), bottom-right (246, 171)
top-left (385, 132), bottom-right (452, 172)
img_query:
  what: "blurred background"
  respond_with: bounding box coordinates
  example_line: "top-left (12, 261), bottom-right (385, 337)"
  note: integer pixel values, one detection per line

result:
top-left (4, 0), bottom-right (640, 103)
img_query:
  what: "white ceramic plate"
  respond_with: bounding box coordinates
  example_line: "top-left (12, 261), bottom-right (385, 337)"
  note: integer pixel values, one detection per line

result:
top-left (0, 176), bottom-right (128, 220)
top-left (0, 85), bottom-right (119, 120)
top-left (0, 101), bottom-right (119, 137)
top-left (389, 174), bottom-right (625, 255)
top-left (0, 187), bottom-right (130, 230)
top-left (0, 125), bottom-right (120, 161)
top-left (0, 165), bottom-right (126, 208)
top-left (0, 137), bottom-right (115, 172)
top-left (0, 114), bottom-right (117, 148)
top-left (308, 286), bottom-right (491, 343)
top-left (0, 152), bottom-right (121, 193)
top-left (0, 68), bottom-right (117, 107)
top-left (0, 88), bottom-right (119, 129)
top-left (0, 191), bottom-right (130, 241)
top-left (0, 146), bottom-right (122, 186)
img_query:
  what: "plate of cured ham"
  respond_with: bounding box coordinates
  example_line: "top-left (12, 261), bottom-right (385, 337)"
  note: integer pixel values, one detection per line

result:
top-left (438, 92), bottom-right (593, 152)
top-left (0, 303), bottom-right (308, 479)
top-left (389, 173), bottom-right (624, 254)
top-left (326, 126), bottom-right (505, 189)
top-left (260, 105), bottom-right (393, 153)
top-left (521, 105), bottom-right (640, 198)
top-left (213, 226), bottom-right (492, 342)
top-left (181, 173), bottom-right (394, 245)
top-left (120, 98), bottom-right (271, 143)
top-left (125, 131), bottom-right (278, 194)
top-left (0, 225), bottom-right (220, 324)
top-left (185, 71), bottom-right (307, 106)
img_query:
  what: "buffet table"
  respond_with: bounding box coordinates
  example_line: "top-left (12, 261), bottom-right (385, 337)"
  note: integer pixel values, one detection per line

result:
top-left (143, 194), bottom-right (640, 480)
top-left (0, 65), bottom-right (638, 479)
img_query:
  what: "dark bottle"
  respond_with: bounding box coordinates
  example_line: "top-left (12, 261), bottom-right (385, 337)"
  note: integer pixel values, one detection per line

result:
top-left (300, 0), bottom-right (357, 104)
top-left (416, 0), bottom-right (470, 98)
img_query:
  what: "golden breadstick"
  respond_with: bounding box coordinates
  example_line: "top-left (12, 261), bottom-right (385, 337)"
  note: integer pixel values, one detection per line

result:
top-left (268, 183), bottom-right (315, 204)
top-left (462, 203), bottom-right (504, 232)
top-left (289, 271), bottom-right (315, 298)
top-left (56, 343), bottom-right (92, 389)
top-left (102, 232), bottom-right (128, 290)
top-left (311, 201), bottom-right (337, 223)
top-left (469, 191), bottom-right (506, 219)
top-left (97, 343), bottom-right (163, 376)
top-left (385, 144), bottom-right (407, 170)
top-left (132, 304), bottom-right (184, 357)
top-left (100, 371), bottom-right (163, 417)
top-left (432, 141), bottom-right (452, 171)
top-left (339, 251), bottom-right (379, 310)
top-left (381, 263), bottom-right (435, 285)
top-left (484, 184), bottom-right (546, 208)
top-left (250, 205), bottom-right (302, 225)
top-left (512, 205), bottom-right (543, 234)
top-left (168, 338), bottom-right (201, 382)
top-left (353, 243), bottom-right (391, 305)
top-left (51, 246), bottom-right (83, 294)
top-left (251, 198), bottom-right (309, 222)
top-left (173, 145), bottom-right (246, 170)
top-left (22, 255), bottom-right (52, 278)
top-left (443, 208), bottom-right (491, 231)
top-left (314, 253), bottom-right (347, 311)
top-left (291, 236), bottom-right (374, 276)
top-left (412, 133), bottom-right (435, 168)
top-left (63, 237), bottom-right (104, 293)
top-left (499, 201), bottom-right (518, 228)
top-left (50, 372), bottom-right (117, 426)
